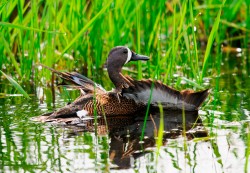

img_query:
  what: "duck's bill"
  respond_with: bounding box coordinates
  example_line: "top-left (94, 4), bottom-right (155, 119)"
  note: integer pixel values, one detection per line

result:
top-left (131, 52), bottom-right (149, 61)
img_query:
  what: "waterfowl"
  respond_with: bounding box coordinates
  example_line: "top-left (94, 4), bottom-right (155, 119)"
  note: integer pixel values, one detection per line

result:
top-left (38, 46), bottom-right (209, 121)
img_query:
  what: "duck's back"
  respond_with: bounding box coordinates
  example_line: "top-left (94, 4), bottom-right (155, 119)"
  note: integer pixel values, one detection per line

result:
top-left (122, 76), bottom-right (209, 111)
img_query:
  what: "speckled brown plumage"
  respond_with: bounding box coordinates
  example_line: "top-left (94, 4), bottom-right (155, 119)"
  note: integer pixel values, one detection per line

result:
top-left (47, 91), bottom-right (146, 120)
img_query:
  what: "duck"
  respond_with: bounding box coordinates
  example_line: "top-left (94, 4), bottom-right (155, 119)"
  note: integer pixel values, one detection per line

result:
top-left (37, 46), bottom-right (209, 122)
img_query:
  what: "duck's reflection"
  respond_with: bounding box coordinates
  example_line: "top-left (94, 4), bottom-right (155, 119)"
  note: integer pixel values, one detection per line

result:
top-left (55, 110), bottom-right (207, 169)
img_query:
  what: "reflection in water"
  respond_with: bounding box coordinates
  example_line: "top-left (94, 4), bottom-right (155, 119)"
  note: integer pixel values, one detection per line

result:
top-left (0, 97), bottom-right (249, 172)
top-left (50, 110), bottom-right (207, 169)
top-left (1, 60), bottom-right (250, 173)
top-left (107, 111), bottom-right (206, 169)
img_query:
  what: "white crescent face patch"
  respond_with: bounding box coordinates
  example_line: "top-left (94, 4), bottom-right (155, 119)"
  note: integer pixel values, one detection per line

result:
top-left (125, 47), bottom-right (132, 64)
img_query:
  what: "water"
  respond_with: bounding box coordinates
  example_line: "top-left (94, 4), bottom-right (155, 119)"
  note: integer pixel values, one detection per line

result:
top-left (1, 57), bottom-right (250, 173)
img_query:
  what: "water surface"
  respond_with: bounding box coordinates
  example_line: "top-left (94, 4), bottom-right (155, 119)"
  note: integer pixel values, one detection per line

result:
top-left (0, 55), bottom-right (250, 173)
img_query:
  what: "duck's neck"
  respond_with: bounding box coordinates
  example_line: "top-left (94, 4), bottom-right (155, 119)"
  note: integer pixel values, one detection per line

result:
top-left (108, 66), bottom-right (126, 91)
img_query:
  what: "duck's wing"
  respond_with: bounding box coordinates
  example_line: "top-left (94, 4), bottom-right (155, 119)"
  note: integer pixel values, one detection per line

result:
top-left (122, 76), bottom-right (209, 111)
top-left (40, 64), bottom-right (107, 94)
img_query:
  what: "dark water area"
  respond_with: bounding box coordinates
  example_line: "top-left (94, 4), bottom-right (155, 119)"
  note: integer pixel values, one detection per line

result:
top-left (1, 54), bottom-right (250, 173)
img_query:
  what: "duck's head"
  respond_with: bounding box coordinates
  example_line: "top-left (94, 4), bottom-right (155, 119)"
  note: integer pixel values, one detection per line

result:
top-left (106, 46), bottom-right (149, 92)
top-left (107, 46), bottom-right (149, 69)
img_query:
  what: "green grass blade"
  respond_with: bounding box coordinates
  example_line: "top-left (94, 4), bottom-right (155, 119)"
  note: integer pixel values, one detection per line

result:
top-left (181, 77), bottom-right (206, 90)
top-left (189, 0), bottom-right (199, 79)
top-left (156, 103), bottom-right (164, 163)
top-left (61, 1), bottom-right (112, 55)
top-left (0, 0), bottom-right (9, 11)
top-left (140, 82), bottom-right (154, 141)
top-left (1, 34), bottom-right (22, 77)
top-left (0, 21), bottom-right (63, 34)
top-left (245, 123), bottom-right (250, 173)
top-left (0, 70), bottom-right (31, 99)
top-left (200, 0), bottom-right (226, 82)
top-left (136, 0), bottom-right (142, 79)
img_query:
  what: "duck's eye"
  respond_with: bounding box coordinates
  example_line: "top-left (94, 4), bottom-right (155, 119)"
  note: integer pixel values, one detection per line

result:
top-left (123, 50), bottom-right (128, 54)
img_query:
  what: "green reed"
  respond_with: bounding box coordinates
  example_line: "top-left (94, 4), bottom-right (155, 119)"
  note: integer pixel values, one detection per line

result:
top-left (155, 103), bottom-right (164, 164)
top-left (0, 0), bottom-right (246, 134)
top-left (0, 0), bottom-right (249, 127)
top-left (1, 0), bottom-right (245, 85)
top-left (1, 1), bottom-right (250, 172)
top-left (245, 123), bottom-right (250, 173)
top-left (0, 70), bottom-right (30, 99)
top-left (200, 0), bottom-right (225, 83)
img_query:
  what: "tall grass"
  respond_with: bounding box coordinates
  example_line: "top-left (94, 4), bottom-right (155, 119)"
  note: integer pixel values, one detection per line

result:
top-left (0, 0), bottom-right (248, 97)
top-left (1, 1), bottom-right (249, 171)
top-left (200, 0), bottom-right (225, 83)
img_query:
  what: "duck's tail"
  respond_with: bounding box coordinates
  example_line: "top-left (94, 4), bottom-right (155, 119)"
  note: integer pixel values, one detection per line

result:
top-left (181, 89), bottom-right (210, 110)
top-left (39, 64), bottom-right (106, 94)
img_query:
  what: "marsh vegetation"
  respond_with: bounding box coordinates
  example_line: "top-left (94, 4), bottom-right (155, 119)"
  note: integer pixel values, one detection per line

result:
top-left (0, 0), bottom-right (250, 172)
